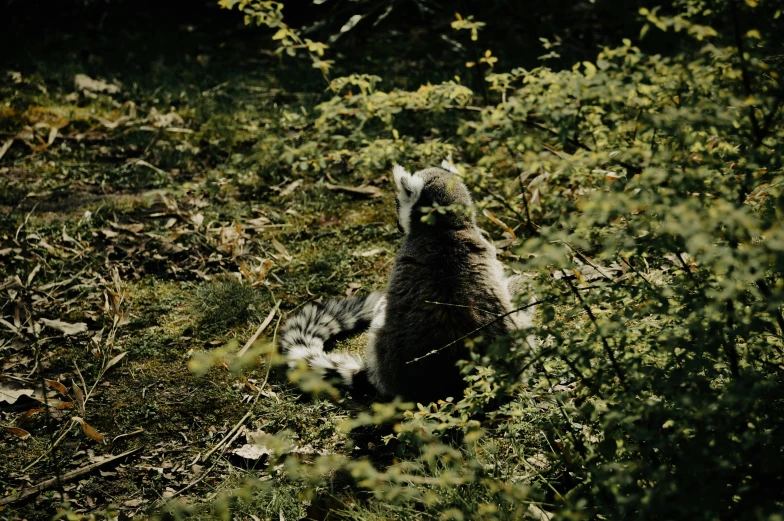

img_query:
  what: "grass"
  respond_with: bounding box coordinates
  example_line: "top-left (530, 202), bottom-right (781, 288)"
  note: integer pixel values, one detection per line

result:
top-left (0, 5), bottom-right (559, 521)
top-left (0, 8), bottom-right (405, 519)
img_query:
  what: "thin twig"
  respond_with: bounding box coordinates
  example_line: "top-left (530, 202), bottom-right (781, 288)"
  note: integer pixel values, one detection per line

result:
top-left (203, 303), bottom-right (281, 462)
top-left (237, 301), bottom-right (280, 358)
top-left (729, 0), bottom-right (761, 141)
top-left (518, 174), bottom-right (537, 235)
top-left (424, 300), bottom-right (500, 316)
top-left (562, 277), bottom-right (627, 389)
top-left (1, 448), bottom-right (141, 506)
top-left (754, 95), bottom-right (782, 148)
top-left (202, 394), bottom-right (259, 463)
top-left (618, 257), bottom-right (654, 289)
top-left (20, 423), bottom-right (77, 473)
top-left (34, 339), bottom-right (64, 498)
top-left (14, 202), bottom-right (39, 241)
top-left (406, 300), bottom-right (548, 365)
top-left (169, 427), bottom-right (244, 503)
top-left (674, 251), bottom-right (697, 282)
top-left (479, 182), bottom-right (528, 227)
top-left (561, 242), bottom-right (615, 282)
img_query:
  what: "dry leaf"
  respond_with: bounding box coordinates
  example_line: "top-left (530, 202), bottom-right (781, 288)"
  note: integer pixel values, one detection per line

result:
top-left (325, 183), bottom-right (383, 198)
top-left (5, 427), bottom-right (31, 439)
top-left (279, 179), bottom-right (302, 197)
top-left (528, 188), bottom-right (541, 209)
top-left (246, 216), bottom-right (270, 229)
top-left (0, 386), bottom-right (34, 405)
top-left (72, 381), bottom-right (85, 414)
top-left (72, 416), bottom-right (107, 444)
top-left (231, 432), bottom-right (272, 463)
top-left (104, 289), bottom-right (121, 316)
top-left (110, 222), bottom-right (145, 234)
top-left (191, 213), bottom-right (204, 228)
top-left (231, 444), bottom-right (272, 461)
top-left (74, 74), bottom-right (121, 94)
top-left (271, 238), bottom-right (292, 262)
top-left (45, 379), bottom-right (68, 395)
top-left (355, 248), bottom-right (383, 257)
top-left (40, 318), bottom-right (88, 336)
top-left (17, 408), bottom-right (44, 425)
top-left (26, 264), bottom-right (41, 288)
top-left (0, 139), bottom-right (14, 161)
top-left (105, 351), bottom-right (127, 371)
top-left (242, 376), bottom-right (260, 393)
top-left (482, 209), bottom-right (516, 239)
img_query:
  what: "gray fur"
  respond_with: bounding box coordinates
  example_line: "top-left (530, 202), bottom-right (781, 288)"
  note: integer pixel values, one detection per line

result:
top-left (279, 165), bottom-right (534, 403)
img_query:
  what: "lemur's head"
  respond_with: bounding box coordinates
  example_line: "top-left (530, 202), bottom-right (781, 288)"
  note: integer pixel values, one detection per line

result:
top-left (393, 160), bottom-right (474, 235)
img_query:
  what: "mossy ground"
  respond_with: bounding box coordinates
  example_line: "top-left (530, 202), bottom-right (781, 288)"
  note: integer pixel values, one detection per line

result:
top-left (0, 9), bottom-right (393, 520)
top-left (0, 5), bottom-right (558, 520)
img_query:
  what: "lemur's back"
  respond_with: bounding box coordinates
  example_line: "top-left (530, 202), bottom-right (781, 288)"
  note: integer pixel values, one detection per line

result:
top-left (370, 229), bottom-right (515, 402)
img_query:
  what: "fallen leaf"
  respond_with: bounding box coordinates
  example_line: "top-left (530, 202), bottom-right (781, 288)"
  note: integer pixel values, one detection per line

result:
top-left (279, 179), bottom-right (302, 197)
top-left (110, 222), bottom-right (145, 234)
top-left (74, 74), bottom-right (121, 94)
top-left (17, 408), bottom-right (44, 425)
top-left (0, 139), bottom-right (14, 161)
top-left (40, 318), bottom-right (88, 336)
top-left (104, 289), bottom-right (121, 316)
top-left (26, 264), bottom-right (41, 288)
top-left (231, 443), bottom-right (272, 462)
top-left (105, 352), bottom-right (127, 371)
top-left (5, 427), bottom-right (31, 439)
top-left (355, 248), bottom-right (383, 257)
top-left (93, 115), bottom-right (131, 130)
top-left (271, 238), bottom-right (292, 262)
top-left (325, 183), bottom-right (383, 198)
top-left (72, 381), bottom-right (85, 414)
top-left (0, 386), bottom-right (34, 405)
top-left (482, 209), bottom-right (516, 239)
top-left (72, 416), bottom-right (106, 445)
top-left (45, 379), bottom-right (68, 395)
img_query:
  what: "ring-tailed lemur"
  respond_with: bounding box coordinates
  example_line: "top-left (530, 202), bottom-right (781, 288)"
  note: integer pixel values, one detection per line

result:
top-left (278, 161), bottom-right (534, 403)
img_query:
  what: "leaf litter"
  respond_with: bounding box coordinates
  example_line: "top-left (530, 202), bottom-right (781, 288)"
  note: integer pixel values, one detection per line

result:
top-left (0, 37), bottom-right (393, 521)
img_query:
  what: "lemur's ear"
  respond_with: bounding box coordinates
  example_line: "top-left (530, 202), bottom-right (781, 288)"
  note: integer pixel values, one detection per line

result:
top-left (393, 165), bottom-right (412, 195)
top-left (392, 164), bottom-right (423, 200)
top-left (441, 156), bottom-right (459, 174)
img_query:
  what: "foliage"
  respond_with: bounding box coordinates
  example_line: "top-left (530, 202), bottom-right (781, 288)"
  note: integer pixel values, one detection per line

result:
top-left (213, 0), bottom-right (784, 520)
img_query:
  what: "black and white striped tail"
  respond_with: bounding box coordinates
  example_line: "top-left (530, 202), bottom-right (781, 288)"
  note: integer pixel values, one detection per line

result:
top-left (278, 292), bottom-right (383, 389)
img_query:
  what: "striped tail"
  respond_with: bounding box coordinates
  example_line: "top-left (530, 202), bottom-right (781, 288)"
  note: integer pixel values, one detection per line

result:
top-left (279, 292), bottom-right (383, 389)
